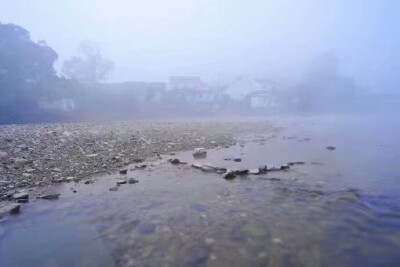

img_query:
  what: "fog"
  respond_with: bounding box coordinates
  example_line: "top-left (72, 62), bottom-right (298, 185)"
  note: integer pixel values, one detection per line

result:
top-left (2, 0), bottom-right (399, 88)
top-left (0, 0), bottom-right (399, 123)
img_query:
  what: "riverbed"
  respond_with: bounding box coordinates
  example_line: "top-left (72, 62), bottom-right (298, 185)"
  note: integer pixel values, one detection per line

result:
top-left (1, 115), bottom-right (400, 267)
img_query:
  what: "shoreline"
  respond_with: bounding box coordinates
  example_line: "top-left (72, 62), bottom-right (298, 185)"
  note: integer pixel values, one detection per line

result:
top-left (0, 121), bottom-right (278, 200)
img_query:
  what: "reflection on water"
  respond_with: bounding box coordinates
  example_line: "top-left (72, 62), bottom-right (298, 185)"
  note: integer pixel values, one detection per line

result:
top-left (1, 116), bottom-right (400, 266)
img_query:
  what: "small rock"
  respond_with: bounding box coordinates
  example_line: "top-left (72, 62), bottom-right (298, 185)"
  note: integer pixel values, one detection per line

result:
top-left (119, 169), bottom-right (128, 175)
top-left (84, 180), bottom-right (93, 184)
top-left (215, 169), bottom-right (226, 174)
top-left (37, 194), bottom-right (60, 200)
top-left (233, 158), bottom-right (241, 162)
top-left (0, 203), bottom-right (21, 217)
top-left (22, 173), bottom-right (32, 178)
top-left (193, 148), bottom-right (207, 159)
top-left (0, 151), bottom-right (7, 159)
top-left (116, 179), bottom-right (127, 185)
top-left (201, 165), bottom-right (215, 172)
top-left (109, 186), bottom-right (119, 191)
top-left (280, 164), bottom-right (290, 170)
top-left (258, 165), bottom-right (268, 172)
top-left (236, 169), bottom-right (249, 175)
top-left (25, 168), bottom-right (36, 173)
top-left (192, 163), bottom-right (203, 169)
top-left (267, 165), bottom-right (281, 171)
top-left (12, 192), bottom-right (29, 200)
top-left (169, 158), bottom-right (181, 165)
top-left (249, 169), bottom-right (260, 175)
top-left (52, 168), bottom-right (62, 173)
top-left (17, 144), bottom-right (28, 150)
top-left (272, 237), bottom-right (283, 244)
top-left (86, 153), bottom-right (98, 158)
top-left (205, 238), bottom-right (216, 245)
top-left (128, 178), bottom-right (139, 184)
top-left (223, 170), bottom-right (237, 180)
top-left (65, 177), bottom-right (75, 182)
top-left (16, 199), bottom-right (29, 203)
top-left (340, 191), bottom-right (359, 201)
top-left (326, 146), bottom-right (336, 151)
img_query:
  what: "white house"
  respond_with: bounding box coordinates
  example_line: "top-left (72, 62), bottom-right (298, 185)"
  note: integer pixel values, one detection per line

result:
top-left (224, 77), bottom-right (277, 108)
top-left (39, 98), bottom-right (75, 111)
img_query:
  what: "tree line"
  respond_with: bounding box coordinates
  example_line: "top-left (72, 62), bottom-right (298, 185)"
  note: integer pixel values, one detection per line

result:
top-left (0, 23), bottom-right (113, 123)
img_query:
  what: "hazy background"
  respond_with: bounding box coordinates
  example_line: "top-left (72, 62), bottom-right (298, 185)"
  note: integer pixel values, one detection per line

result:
top-left (1, 0), bottom-right (399, 92)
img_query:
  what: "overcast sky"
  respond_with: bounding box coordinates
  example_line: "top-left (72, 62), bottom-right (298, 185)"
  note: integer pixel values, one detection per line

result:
top-left (1, 0), bottom-right (399, 91)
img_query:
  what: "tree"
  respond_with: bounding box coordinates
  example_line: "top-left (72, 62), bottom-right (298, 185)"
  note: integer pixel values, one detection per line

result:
top-left (62, 42), bottom-right (114, 83)
top-left (296, 51), bottom-right (357, 112)
top-left (0, 23), bottom-right (59, 122)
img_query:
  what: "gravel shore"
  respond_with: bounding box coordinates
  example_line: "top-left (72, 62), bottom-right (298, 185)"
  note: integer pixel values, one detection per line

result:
top-left (0, 121), bottom-right (276, 198)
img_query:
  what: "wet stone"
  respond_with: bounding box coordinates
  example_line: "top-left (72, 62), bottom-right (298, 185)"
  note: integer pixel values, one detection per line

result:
top-left (65, 177), bottom-right (75, 182)
top-left (12, 192), bottom-right (29, 200)
top-left (233, 158), bottom-right (241, 162)
top-left (37, 194), bottom-right (60, 200)
top-left (258, 165), bottom-right (268, 172)
top-left (280, 164), bottom-right (290, 170)
top-left (201, 165), bottom-right (215, 172)
top-left (109, 186), bottom-right (119, 191)
top-left (128, 178), bottom-right (139, 184)
top-left (193, 148), bottom-right (207, 159)
top-left (0, 203), bottom-right (21, 217)
top-left (192, 163), bottom-right (203, 169)
top-left (267, 165), bottom-right (281, 171)
top-left (223, 170), bottom-right (237, 180)
top-left (249, 169), bottom-right (260, 175)
top-left (340, 191), bottom-right (360, 201)
top-left (236, 169), bottom-right (249, 175)
top-left (169, 158), bottom-right (181, 165)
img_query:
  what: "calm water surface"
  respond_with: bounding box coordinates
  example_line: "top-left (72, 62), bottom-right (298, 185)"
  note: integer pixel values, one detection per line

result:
top-left (1, 115), bottom-right (400, 266)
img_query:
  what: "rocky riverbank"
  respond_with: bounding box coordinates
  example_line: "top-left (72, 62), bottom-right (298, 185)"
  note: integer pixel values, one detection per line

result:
top-left (0, 121), bottom-right (278, 199)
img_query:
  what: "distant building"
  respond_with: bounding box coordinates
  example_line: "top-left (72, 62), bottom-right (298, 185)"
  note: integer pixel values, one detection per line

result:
top-left (224, 77), bottom-right (278, 108)
top-left (39, 98), bottom-right (75, 111)
top-left (169, 76), bottom-right (205, 91)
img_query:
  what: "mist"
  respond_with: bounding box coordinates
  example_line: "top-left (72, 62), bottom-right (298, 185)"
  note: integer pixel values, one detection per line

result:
top-left (2, 1), bottom-right (400, 265)
top-left (1, 0), bottom-right (400, 123)
top-left (1, 0), bottom-right (398, 88)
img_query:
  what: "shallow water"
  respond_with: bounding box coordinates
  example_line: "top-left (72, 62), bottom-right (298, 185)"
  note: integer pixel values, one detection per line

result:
top-left (1, 115), bottom-right (400, 266)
